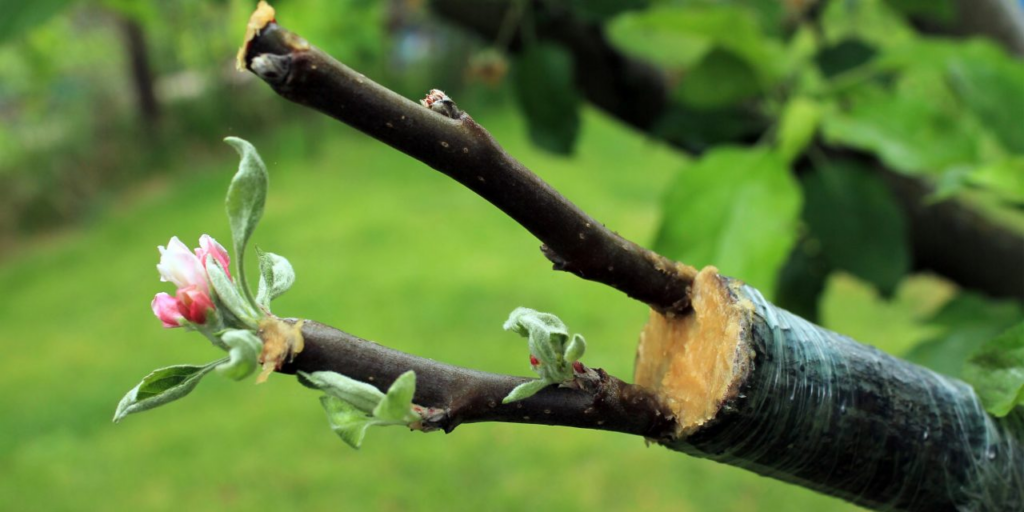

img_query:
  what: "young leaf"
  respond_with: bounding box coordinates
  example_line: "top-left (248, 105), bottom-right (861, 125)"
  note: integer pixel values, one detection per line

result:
top-left (512, 43), bottom-right (581, 155)
top-left (113, 360), bottom-right (224, 423)
top-left (255, 247), bottom-right (296, 309)
top-left (217, 329), bottom-right (263, 380)
top-left (502, 379), bottom-right (553, 404)
top-left (300, 371), bottom-right (385, 413)
top-left (372, 371), bottom-right (420, 423)
top-left (654, 147), bottom-right (801, 298)
top-left (674, 48), bottom-right (762, 109)
top-left (564, 334), bottom-right (586, 362)
top-left (319, 395), bottom-right (377, 449)
top-left (223, 136), bottom-right (269, 306)
top-left (207, 256), bottom-right (259, 328)
top-left (801, 160), bottom-right (909, 295)
top-left (964, 323), bottom-right (1024, 417)
top-left (777, 97), bottom-right (822, 163)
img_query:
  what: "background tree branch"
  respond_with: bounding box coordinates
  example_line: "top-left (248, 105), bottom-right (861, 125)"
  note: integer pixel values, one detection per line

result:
top-left (430, 0), bottom-right (1024, 303)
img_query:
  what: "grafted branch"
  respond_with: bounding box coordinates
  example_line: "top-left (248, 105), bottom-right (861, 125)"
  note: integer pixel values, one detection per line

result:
top-left (240, 12), bottom-right (1024, 512)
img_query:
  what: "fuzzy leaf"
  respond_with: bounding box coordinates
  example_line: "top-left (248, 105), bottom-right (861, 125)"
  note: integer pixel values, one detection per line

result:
top-left (964, 323), bottom-right (1024, 417)
top-left (301, 371), bottom-right (384, 413)
top-left (113, 360), bottom-right (223, 423)
top-left (319, 395), bottom-right (376, 449)
top-left (502, 379), bottom-right (553, 404)
top-left (512, 43), bottom-right (581, 155)
top-left (654, 147), bottom-right (801, 298)
top-left (223, 136), bottom-right (269, 305)
top-left (564, 334), bottom-right (586, 362)
top-left (207, 257), bottom-right (258, 328)
top-left (373, 371), bottom-right (420, 423)
top-left (256, 247), bottom-right (296, 309)
top-left (217, 329), bottom-right (262, 380)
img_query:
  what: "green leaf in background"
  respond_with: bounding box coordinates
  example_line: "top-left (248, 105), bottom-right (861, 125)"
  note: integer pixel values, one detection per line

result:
top-left (0, 0), bottom-right (74, 45)
top-left (905, 294), bottom-right (1024, 379)
top-left (216, 329), bottom-right (262, 381)
top-left (967, 158), bottom-right (1024, 205)
top-left (674, 48), bottom-right (762, 109)
top-left (255, 247), bottom-right (296, 310)
top-left (774, 237), bottom-right (832, 323)
top-left (372, 371), bottom-right (419, 423)
top-left (964, 323), bottom-right (1024, 417)
top-left (821, 86), bottom-right (984, 175)
top-left (654, 147), bottom-right (801, 298)
top-left (608, 4), bottom-right (785, 81)
top-left (820, 0), bottom-right (914, 48)
top-left (113, 360), bottom-right (224, 423)
top-left (801, 160), bottom-right (909, 295)
top-left (223, 136), bottom-right (269, 304)
top-left (319, 395), bottom-right (375, 449)
top-left (512, 43), bottom-right (581, 155)
top-left (884, 0), bottom-right (955, 23)
top-left (776, 97), bottom-right (822, 163)
top-left (948, 46), bottom-right (1024, 154)
top-left (815, 39), bottom-right (878, 79)
top-left (567, 0), bottom-right (650, 22)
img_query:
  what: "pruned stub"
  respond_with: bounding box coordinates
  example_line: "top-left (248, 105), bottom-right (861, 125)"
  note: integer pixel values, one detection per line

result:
top-left (635, 267), bottom-right (754, 437)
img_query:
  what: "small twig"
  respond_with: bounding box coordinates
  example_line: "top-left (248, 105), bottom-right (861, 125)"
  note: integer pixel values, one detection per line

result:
top-left (242, 21), bottom-right (696, 314)
top-left (280, 320), bottom-right (677, 438)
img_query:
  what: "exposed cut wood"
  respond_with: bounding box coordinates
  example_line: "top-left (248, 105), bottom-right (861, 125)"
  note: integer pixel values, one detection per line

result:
top-left (635, 267), bottom-right (754, 436)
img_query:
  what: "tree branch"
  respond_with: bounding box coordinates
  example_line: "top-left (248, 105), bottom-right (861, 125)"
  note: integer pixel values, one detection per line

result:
top-left (243, 21), bottom-right (696, 313)
top-left (430, 0), bottom-right (1024, 303)
top-left (242, 12), bottom-right (1024, 511)
top-left (282, 320), bottom-right (676, 438)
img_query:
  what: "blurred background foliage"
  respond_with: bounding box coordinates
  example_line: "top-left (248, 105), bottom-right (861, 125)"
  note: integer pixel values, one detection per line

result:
top-left (0, 0), bottom-right (1022, 511)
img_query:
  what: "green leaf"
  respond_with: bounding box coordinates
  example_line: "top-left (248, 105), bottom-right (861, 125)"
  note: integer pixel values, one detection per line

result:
top-left (815, 39), bottom-right (878, 79)
top-left (372, 371), bottom-right (419, 423)
top-left (905, 294), bottom-right (1023, 378)
top-left (777, 97), bottom-right (822, 163)
top-left (801, 160), bottom-right (909, 295)
top-left (255, 247), bottom-right (296, 309)
top-left (967, 158), bottom-right (1024, 204)
top-left (774, 237), bottom-right (832, 323)
top-left (608, 4), bottom-right (785, 80)
top-left (502, 379), bottom-right (552, 405)
top-left (216, 329), bottom-right (262, 381)
top-left (654, 147), bottom-right (801, 298)
top-left (820, 0), bottom-right (914, 48)
top-left (113, 360), bottom-right (224, 423)
top-left (207, 257), bottom-right (259, 328)
top-left (564, 334), bottom-right (586, 363)
top-left (948, 44), bottom-right (1024, 154)
top-left (674, 48), bottom-right (762, 109)
top-left (300, 371), bottom-right (384, 413)
top-left (512, 43), bottom-right (581, 155)
top-left (0, 0), bottom-right (74, 45)
top-left (319, 395), bottom-right (376, 449)
top-left (964, 323), bottom-right (1024, 417)
top-left (223, 137), bottom-right (269, 306)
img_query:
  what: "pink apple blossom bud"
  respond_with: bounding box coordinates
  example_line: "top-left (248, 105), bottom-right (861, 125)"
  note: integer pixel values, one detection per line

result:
top-left (157, 236), bottom-right (208, 292)
top-left (196, 234), bottom-right (232, 280)
top-left (572, 361), bottom-right (585, 374)
top-left (530, 355), bottom-right (540, 367)
top-left (152, 292), bottom-right (185, 328)
top-left (175, 285), bottom-right (214, 325)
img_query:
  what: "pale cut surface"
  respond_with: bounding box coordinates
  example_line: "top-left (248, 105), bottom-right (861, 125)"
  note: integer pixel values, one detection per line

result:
top-left (635, 267), bottom-right (754, 436)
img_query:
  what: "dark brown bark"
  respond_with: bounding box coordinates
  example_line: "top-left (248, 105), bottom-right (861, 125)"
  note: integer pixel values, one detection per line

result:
top-left (282, 320), bottom-right (677, 438)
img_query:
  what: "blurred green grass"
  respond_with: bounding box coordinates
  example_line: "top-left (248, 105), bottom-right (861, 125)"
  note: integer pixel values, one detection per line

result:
top-left (0, 106), bottom-right (865, 512)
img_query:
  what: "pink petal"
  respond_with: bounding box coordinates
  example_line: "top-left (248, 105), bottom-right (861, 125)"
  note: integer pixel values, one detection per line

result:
top-left (157, 236), bottom-right (206, 291)
top-left (197, 234), bottom-right (232, 280)
top-left (151, 292), bottom-right (184, 328)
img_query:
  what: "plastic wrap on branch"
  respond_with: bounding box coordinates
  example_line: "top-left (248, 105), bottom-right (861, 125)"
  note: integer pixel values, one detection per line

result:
top-left (636, 268), bottom-right (1024, 511)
